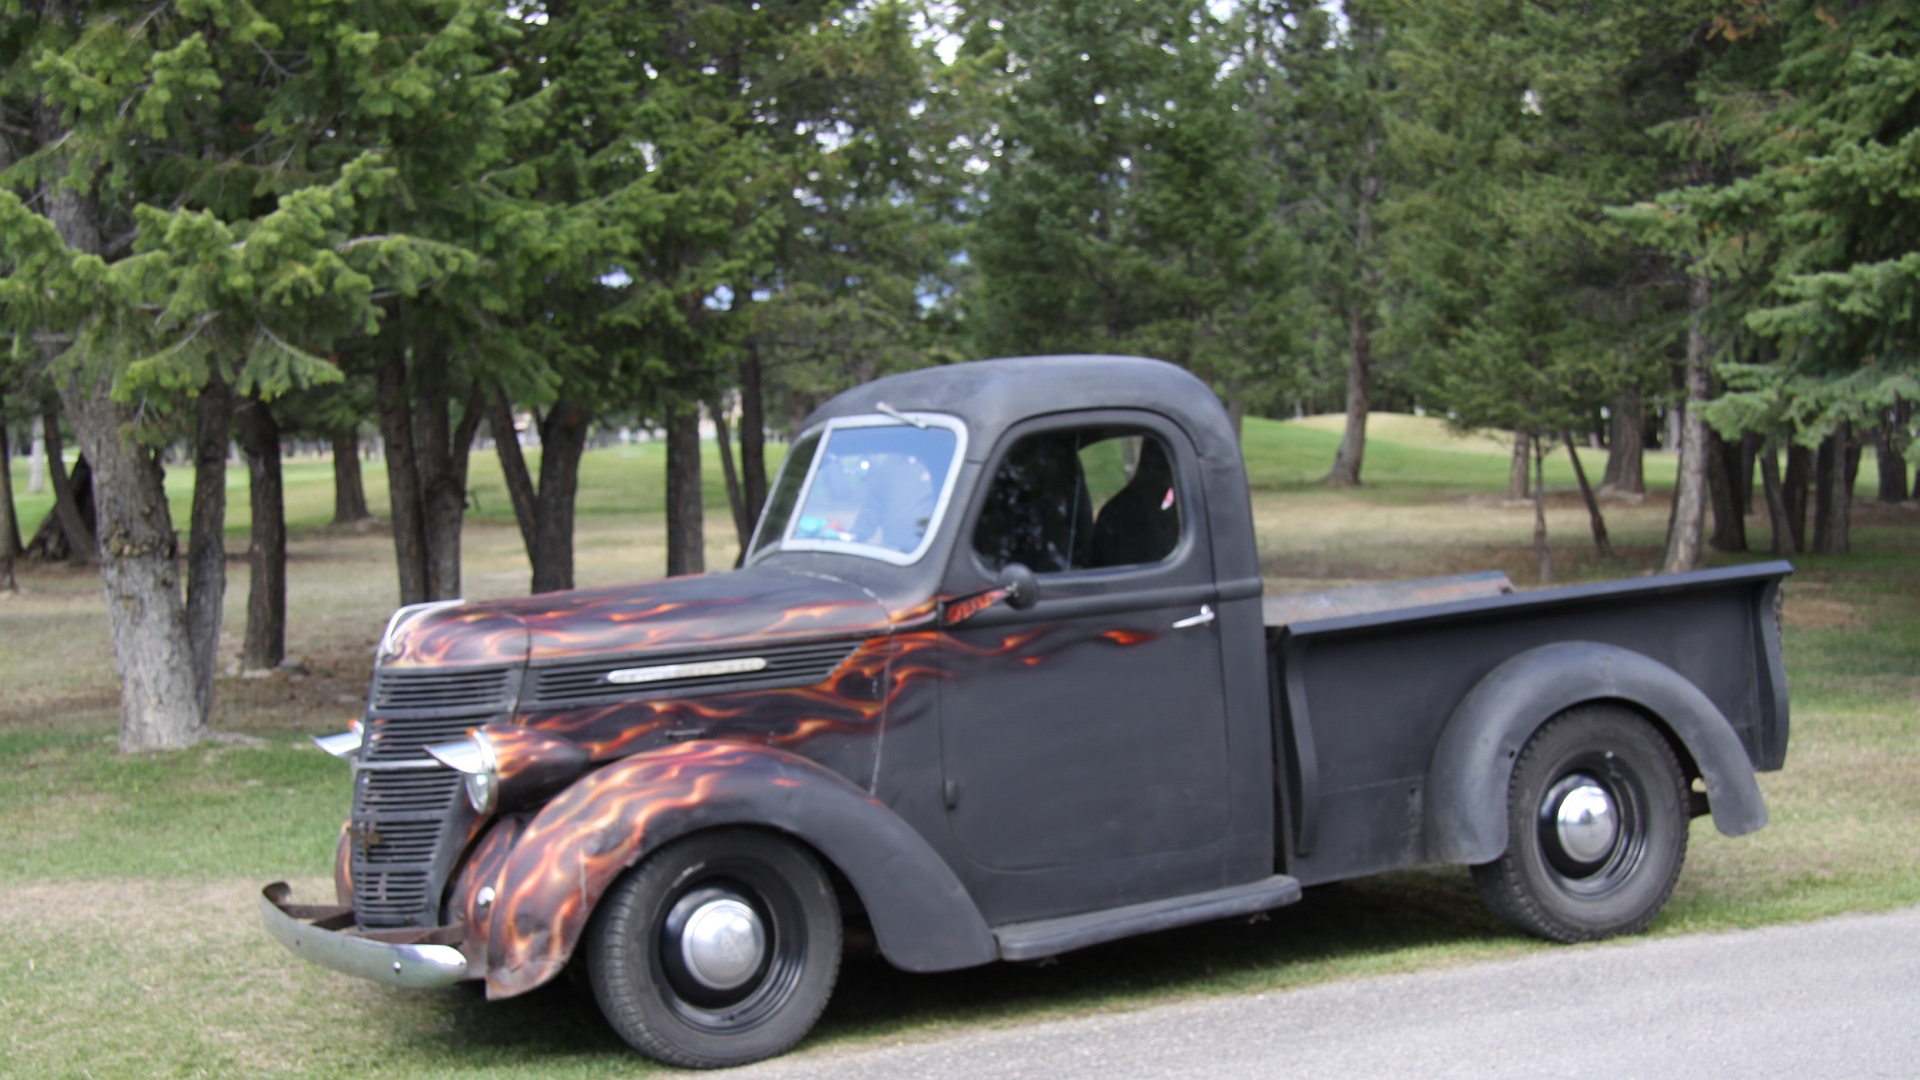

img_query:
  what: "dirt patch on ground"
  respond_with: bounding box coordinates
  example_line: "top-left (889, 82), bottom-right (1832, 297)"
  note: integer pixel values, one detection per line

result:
top-left (1783, 596), bottom-right (1868, 630)
top-left (0, 877), bottom-right (311, 943)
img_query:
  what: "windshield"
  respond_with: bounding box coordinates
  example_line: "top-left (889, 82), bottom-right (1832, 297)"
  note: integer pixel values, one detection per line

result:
top-left (751, 415), bottom-right (964, 565)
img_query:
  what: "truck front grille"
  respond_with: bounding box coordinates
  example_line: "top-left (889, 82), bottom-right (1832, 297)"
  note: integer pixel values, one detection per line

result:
top-left (353, 868), bottom-right (433, 922)
top-left (364, 716), bottom-right (495, 762)
top-left (373, 667), bottom-right (513, 710)
top-left (360, 768), bottom-right (464, 814)
top-left (351, 663), bottom-right (520, 928)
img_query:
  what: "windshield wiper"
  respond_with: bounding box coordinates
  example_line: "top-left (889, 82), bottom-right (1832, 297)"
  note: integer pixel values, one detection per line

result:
top-left (875, 402), bottom-right (928, 429)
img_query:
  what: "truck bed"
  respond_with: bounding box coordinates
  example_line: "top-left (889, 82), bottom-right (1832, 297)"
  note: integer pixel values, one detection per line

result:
top-left (1266, 562), bottom-right (1792, 887)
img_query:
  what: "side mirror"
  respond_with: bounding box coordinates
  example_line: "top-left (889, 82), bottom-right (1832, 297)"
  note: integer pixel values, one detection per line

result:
top-left (1000, 563), bottom-right (1039, 611)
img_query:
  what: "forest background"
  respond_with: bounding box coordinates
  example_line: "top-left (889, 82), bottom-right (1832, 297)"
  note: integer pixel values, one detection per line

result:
top-left (3, 0), bottom-right (1919, 752)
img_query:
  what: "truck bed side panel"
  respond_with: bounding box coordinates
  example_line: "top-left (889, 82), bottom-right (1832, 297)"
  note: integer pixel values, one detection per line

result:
top-left (1271, 564), bottom-right (1789, 888)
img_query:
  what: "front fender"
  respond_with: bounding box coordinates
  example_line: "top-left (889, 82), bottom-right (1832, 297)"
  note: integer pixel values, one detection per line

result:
top-left (478, 740), bottom-right (996, 998)
top-left (1425, 641), bottom-right (1769, 866)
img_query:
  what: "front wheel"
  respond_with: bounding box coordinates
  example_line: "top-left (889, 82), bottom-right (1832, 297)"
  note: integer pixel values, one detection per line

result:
top-left (585, 828), bottom-right (841, 1068)
top-left (1472, 704), bottom-right (1689, 943)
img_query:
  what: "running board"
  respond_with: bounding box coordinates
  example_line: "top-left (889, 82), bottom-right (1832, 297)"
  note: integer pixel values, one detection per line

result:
top-left (992, 875), bottom-right (1302, 962)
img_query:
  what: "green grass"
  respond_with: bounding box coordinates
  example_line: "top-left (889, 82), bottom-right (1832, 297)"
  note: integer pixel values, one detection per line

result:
top-left (7, 436), bottom-right (785, 543)
top-left (2, 413), bottom-right (1916, 1078)
top-left (1239, 414), bottom-right (1680, 494)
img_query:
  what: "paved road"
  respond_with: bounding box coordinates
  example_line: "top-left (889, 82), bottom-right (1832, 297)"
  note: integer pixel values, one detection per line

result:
top-left (737, 907), bottom-right (1920, 1080)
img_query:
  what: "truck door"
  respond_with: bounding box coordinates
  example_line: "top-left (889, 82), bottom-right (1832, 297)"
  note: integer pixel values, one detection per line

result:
top-left (936, 412), bottom-right (1233, 897)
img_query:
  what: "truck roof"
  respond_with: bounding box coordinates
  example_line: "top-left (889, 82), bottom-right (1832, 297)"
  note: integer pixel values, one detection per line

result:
top-left (805, 355), bottom-right (1240, 468)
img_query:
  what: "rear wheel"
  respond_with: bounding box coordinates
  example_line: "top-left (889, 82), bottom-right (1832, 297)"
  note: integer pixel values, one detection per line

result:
top-left (1472, 704), bottom-right (1689, 943)
top-left (585, 828), bottom-right (841, 1068)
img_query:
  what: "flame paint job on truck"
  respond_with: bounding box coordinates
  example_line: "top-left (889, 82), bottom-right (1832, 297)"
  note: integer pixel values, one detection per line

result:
top-left (380, 570), bottom-right (894, 669)
top-left (515, 635), bottom-right (897, 761)
top-left (448, 814), bottom-right (526, 976)
top-left (480, 742), bottom-right (832, 996)
top-left (446, 610), bottom-right (1161, 997)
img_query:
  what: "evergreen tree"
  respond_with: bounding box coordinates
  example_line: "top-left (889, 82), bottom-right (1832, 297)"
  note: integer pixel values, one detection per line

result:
top-left (1, 0), bottom-right (500, 748)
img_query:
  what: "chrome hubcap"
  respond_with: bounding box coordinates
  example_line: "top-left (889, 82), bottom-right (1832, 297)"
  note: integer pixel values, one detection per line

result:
top-left (678, 897), bottom-right (766, 991)
top-left (1554, 780), bottom-right (1618, 864)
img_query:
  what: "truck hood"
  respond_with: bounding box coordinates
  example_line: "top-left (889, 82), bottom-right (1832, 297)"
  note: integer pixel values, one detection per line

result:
top-left (378, 567), bottom-right (893, 669)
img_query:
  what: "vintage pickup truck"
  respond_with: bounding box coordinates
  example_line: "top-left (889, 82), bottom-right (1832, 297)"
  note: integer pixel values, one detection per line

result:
top-left (262, 355), bottom-right (1792, 1068)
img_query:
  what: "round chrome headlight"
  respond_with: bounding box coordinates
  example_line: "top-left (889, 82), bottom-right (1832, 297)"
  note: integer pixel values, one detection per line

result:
top-left (463, 769), bottom-right (497, 815)
top-left (427, 726), bottom-right (590, 815)
top-left (427, 732), bottom-right (499, 814)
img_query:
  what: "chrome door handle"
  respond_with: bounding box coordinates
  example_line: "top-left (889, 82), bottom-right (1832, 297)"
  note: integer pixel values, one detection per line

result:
top-left (1172, 604), bottom-right (1215, 629)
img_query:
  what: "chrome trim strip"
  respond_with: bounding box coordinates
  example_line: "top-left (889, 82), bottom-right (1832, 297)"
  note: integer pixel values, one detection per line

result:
top-left (605, 656), bottom-right (768, 685)
top-left (258, 885), bottom-right (466, 989)
top-left (312, 730), bottom-right (363, 758)
top-left (350, 759), bottom-right (448, 772)
top-left (377, 598), bottom-right (466, 660)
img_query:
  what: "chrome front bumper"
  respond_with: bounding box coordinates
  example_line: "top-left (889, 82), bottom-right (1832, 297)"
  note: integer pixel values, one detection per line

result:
top-left (258, 882), bottom-right (468, 989)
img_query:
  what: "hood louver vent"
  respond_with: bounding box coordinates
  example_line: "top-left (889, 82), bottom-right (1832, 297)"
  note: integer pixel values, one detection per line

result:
top-left (528, 640), bottom-right (861, 707)
top-left (371, 667), bottom-right (513, 712)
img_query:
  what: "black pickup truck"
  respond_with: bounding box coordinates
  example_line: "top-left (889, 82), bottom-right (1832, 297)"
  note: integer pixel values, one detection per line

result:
top-left (262, 355), bottom-right (1791, 1068)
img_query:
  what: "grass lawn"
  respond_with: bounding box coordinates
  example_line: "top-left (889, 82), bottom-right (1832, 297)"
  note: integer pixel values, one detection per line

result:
top-left (2, 414), bottom-right (1916, 1078)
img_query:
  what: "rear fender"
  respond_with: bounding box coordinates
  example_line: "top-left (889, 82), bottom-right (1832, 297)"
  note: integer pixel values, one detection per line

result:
top-left (1425, 641), bottom-right (1768, 865)
top-left (479, 741), bottom-right (996, 998)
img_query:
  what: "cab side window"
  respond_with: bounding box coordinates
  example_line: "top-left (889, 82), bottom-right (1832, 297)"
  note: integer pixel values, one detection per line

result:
top-left (973, 426), bottom-right (1182, 573)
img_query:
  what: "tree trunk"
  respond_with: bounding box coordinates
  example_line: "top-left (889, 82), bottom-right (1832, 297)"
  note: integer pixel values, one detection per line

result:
top-left (233, 397), bottom-right (286, 671)
top-left (1508, 429), bottom-right (1531, 500)
top-left (1737, 431), bottom-right (1761, 514)
top-left (1811, 432), bottom-right (1834, 554)
top-left (61, 364), bottom-right (205, 750)
top-left (1875, 404), bottom-right (1910, 502)
top-left (331, 429), bottom-right (370, 523)
top-left (709, 396), bottom-right (749, 553)
top-left (0, 416), bottom-right (17, 592)
top-left (41, 401), bottom-right (97, 562)
top-left (531, 398), bottom-right (588, 594)
top-left (375, 340), bottom-right (430, 605)
top-left (1707, 427), bottom-right (1747, 553)
top-left (1533, 436), bottom-right (1552, 584)
top-left (1843, 434), bottom-right (1861, 503)
top-left (489, 388), bottom-right (540, 559)
top-left (664, 405), bottom-right (705, 577)
top-left (34, 112), bottom-right (202, 747)
top-left (436, 387), bottom-right (484, 595)
top-left (1759, 440), bottom-right (1794, 557)
top-left (186, 377), bottom-right (232, 720)
top-left (414, 356), bottom-right (470, 601)
top-left (1812, 424), bottom-right (1851, 555)
top-left (1326, 143), bottom-right (1379, 489)
top-left (738, 343), bottom-right (769, 539)
top-left (1783, 443), bottom-right (1812, 554)
top-left (1326, 303), bottom-right (1372, 487)
top-left (28, 416), bottom-right (46, 494)
top-left (1600, 387), bottom-right (1645, 494)
top-left (0, 414), bottom-right (19, 556)
top-left (24, 455), bottom-right (92, 560)
top-left (489, 389), bottom-right (588, 594)
top-left (1564, 431), bottom-right (1611, 558)
top-left (1661, 275), bottom-right (1713, 574)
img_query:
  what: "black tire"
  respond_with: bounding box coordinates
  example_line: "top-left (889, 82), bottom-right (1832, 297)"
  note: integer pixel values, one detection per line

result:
top-left (1471, 704), bottom-right (1689, 943)
top-left (584, 828), bottom-right (841, 1069)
